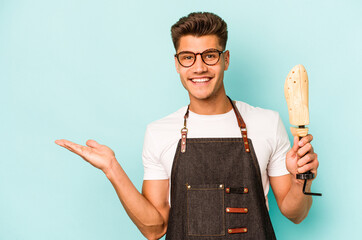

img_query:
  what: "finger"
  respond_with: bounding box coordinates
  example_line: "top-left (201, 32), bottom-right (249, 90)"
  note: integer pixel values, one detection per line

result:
top-left (298, 134), bottom-right (313, 147)
top-left (55, 139), bottom-right (74, 148)
top-left (63, 144), bottom-right (81, 155)
top-left (297, 143), bottom-right (314, 157)
top-left (86, 139), bottom-right (101, 148)
top-left (297, 153), bottom-right (317, 167)
top-left (291, 136), bottom-right (300, 153)
top-left (55, 139), bottom-right (88, 156)
top-left (55, 139), bottom-right (67, 147)
top-left (297, 158), bottom-right (319, 174)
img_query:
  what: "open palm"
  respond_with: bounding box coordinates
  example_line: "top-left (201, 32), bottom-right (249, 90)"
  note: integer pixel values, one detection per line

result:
top-left (55, 139), bottom-right (115, 173)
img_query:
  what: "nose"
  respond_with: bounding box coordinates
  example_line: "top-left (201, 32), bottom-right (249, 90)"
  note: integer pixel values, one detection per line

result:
top-left (192, 54), bottom-right (208, 73)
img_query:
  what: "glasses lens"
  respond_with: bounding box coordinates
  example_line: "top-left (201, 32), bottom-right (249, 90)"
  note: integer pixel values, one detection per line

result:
top-left (178, 52), bottom-right (195, 67)
top-left (202, 50), bottom-right (220, 65)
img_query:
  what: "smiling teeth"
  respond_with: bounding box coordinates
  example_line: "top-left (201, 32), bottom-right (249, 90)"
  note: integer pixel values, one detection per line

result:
top-left (192, 78), bottom-right (210, 83)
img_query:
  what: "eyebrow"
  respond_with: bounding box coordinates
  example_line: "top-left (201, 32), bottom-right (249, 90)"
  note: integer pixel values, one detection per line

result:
top-left (177, 48), bottom-right (220, 54)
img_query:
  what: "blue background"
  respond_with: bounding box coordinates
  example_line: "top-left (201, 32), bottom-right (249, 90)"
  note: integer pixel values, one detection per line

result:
top-left (1, 0), bottom-right (361, 239)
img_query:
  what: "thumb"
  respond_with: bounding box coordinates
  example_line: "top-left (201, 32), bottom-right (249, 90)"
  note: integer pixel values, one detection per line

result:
top-left (86, 139), bottom-right (101, 148)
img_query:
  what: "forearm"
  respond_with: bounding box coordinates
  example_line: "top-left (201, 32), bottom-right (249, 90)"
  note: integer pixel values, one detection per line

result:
top-left (280, 176), bottom-right (313, 224)
top-left (105, 158), bottom-right (167, 239)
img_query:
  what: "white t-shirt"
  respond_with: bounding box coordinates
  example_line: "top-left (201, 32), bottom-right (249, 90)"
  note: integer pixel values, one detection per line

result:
top-left (142, 101), bottom-right (290, 202)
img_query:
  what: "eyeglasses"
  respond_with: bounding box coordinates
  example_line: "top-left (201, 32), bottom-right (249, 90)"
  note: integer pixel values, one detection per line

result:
top-left (175, 48), bottom-right (225, 68)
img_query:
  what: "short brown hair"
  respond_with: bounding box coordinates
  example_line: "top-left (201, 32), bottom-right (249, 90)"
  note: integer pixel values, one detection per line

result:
top-left (171, 12), bottom-right (228, 51)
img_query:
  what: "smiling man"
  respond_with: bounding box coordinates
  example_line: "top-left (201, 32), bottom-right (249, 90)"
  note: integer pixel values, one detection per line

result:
top-left (55, 12), bottom-right (319, 240)
top-left (175, 34), bottom-right (229, 110)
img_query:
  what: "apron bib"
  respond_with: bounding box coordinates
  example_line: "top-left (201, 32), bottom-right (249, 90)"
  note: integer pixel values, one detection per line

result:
top-left (166, 98), bottom-right (276, 239)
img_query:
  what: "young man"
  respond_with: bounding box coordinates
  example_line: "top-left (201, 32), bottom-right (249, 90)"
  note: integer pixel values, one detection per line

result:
top-left (55, 12), bottom-right (319, 240)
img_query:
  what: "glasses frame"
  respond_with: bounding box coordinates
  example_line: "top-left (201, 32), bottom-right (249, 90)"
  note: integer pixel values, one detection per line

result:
top-left (174, 48), bottom-right (225, 68)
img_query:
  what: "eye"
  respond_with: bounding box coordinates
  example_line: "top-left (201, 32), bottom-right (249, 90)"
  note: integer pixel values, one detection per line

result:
top-left (204, 52), bottom-right (218, 59)
top-left (180, 54), bottom-right (194, 60)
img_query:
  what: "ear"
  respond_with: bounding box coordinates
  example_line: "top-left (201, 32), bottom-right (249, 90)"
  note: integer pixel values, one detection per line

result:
top-left (175, 56), bottom-right (180, 73)
top-left (223, 50), bottom-right (230, 71)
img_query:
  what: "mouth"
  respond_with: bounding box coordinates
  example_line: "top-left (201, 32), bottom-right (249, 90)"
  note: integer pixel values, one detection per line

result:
top-left (189, 77), bottom-right (212, 83)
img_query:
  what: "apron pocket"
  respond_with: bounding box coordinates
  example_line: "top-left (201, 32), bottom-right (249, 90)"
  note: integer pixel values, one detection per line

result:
top-left (186, 183), bottom-right (225, 236)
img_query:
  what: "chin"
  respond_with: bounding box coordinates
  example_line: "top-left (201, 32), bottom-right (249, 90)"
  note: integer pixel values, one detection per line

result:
top-left (189, 93), bottom-right (214, 101)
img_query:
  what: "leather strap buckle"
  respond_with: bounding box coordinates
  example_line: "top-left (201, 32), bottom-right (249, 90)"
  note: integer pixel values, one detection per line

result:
top-left (181, 127), bottom-right (188, 153)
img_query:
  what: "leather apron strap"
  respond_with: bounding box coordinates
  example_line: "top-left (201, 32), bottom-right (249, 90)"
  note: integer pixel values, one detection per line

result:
top-left (180, 96), bottom-right (250, 153)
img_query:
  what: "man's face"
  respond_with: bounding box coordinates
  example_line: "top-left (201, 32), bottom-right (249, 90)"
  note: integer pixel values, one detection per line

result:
top-left (175, 35), bottom-right (230, 102)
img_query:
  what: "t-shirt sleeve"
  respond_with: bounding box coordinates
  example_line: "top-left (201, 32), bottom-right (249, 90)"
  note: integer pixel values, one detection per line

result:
top-left (142, 125), bottom-right (169, 180)
top-left (267, 114), bottom-right (291, 177)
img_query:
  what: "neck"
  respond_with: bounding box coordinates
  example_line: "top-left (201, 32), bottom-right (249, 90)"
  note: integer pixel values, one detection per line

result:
top-left (188, 92), bottom-right (232, 115)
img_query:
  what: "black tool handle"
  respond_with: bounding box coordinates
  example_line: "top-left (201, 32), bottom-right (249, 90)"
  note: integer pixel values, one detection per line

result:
top-left (296, 134), bottom-right (322, 196)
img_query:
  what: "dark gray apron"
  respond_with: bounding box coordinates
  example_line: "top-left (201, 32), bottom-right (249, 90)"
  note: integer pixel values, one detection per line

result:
top-left (165, 98), bottom-right (276, 239)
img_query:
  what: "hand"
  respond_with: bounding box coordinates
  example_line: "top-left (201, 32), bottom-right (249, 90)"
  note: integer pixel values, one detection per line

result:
top-left (286, 134), bottom-right (319, 181)
top-left (55, 139), bottom-right (116, 174)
